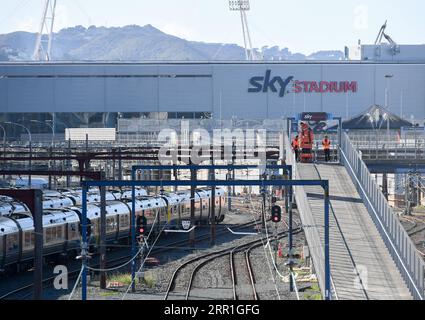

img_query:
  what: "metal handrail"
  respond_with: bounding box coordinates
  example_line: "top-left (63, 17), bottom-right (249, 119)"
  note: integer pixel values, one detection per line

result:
top-left (340, 132), bottom-right (424, 300)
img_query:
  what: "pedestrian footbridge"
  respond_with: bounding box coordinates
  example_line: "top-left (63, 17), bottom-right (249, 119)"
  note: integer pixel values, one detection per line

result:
top-left (285, 133), bottom-right (425, 300)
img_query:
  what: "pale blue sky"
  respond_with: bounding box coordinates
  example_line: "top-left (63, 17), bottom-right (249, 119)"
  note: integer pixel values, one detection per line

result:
top-left (0, 0), bottom-right (423, 54)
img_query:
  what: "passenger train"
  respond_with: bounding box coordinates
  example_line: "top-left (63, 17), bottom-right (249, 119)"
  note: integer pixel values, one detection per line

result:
top-left (0, 187), bottom-right (226, 272)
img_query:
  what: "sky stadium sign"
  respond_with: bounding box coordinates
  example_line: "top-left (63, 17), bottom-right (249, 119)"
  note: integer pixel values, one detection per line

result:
top-left (248, 70), bottom-right (358, 97)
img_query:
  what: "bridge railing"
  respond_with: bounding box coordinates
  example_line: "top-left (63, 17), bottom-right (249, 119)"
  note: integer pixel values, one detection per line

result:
top-left (284, 133), bottom-right (338, 300)
top-left (340, 132), bottom-right (425, 300)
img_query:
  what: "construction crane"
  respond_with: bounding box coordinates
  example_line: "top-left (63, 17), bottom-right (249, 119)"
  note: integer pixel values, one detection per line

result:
top-left (33, 0), bottom-right (57, 61)
top-left (374, 20), bottom-right (397, 46)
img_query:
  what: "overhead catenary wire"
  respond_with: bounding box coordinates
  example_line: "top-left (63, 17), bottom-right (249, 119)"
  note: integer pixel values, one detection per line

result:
top-left (67, 265), bottom-right (84, 300)
top-left (84, 209), bottom-right (160, 272)
top-left (246, 191), bottom-right (282, 300)
top-left (121, 220), bottom-right (170, 300)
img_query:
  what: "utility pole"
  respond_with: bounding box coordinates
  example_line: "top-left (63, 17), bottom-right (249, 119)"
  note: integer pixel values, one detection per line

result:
top-left (33, 0), bottom-right (57, 61)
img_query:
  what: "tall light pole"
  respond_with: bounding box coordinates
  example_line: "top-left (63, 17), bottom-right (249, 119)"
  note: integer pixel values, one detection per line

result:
top-left (50, 119), bottom-right (71, 187)
top-left (31, 120), bottom-right (54, 146)
top-left (31, 120), bottom-right (55, 189)
top-left (0, 124), bottom-right (6, 180)
top-left (5, 122), bottom-right (32, 188)
top-left (385, 74), bottom-right (394, 142)
top-left (33, 0), bottom-right (57, 61)
top-left (229, 0), bottom-right (256, 60)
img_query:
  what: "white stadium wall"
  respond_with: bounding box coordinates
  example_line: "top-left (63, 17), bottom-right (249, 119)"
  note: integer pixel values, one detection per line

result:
top-left (0, 62), bottom-right (424, 121)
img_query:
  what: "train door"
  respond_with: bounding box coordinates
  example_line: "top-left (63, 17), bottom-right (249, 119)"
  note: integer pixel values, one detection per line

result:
top-left (22, 230), bottom-right (35, 256)
top-left (5, 232), bottom-right (20, 264)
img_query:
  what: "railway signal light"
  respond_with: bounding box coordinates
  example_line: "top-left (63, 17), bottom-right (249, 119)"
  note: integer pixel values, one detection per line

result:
top-left (271, 205), bottom-right (282, 223)
top-left (137, 216), bottom-right (147, 237)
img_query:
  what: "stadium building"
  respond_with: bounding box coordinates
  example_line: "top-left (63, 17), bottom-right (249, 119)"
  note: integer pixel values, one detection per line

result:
top-left (0, 43), bottom-right (424, 139)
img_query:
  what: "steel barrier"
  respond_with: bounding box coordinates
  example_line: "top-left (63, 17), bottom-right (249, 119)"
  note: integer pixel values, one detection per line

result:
top-left (340, 132), bottom-right (424, 300)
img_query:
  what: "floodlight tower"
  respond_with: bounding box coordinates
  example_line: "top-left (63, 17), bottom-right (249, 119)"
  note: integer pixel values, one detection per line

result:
top-left (229, 0), bottom-right (256, 60)
top-left (33, 0), bottom-right (57, 61)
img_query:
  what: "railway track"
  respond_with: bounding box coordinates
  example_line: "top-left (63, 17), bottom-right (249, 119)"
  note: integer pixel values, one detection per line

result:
top-left (230, 242), bottom-right (258, 300)
top-left (0, 220), bottom-right (262, 300)
top-left (165, 227), bottom-right (303, 301)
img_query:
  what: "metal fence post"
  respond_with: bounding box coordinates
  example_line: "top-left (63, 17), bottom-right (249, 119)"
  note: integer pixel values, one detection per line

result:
top-left (324, 181), bottom-right (331, 300)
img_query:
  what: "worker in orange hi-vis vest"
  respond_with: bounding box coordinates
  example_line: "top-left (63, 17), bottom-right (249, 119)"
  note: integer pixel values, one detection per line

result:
top-left (322, 135), bottom-right (331, 162)
top-left (291, 135), bottom-right (300, 162)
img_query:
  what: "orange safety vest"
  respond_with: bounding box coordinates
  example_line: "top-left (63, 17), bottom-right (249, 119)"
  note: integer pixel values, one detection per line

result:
top-left (322, 139), bottom-right (331, 150)
top-left (291, 138), bottom-right (299, 149)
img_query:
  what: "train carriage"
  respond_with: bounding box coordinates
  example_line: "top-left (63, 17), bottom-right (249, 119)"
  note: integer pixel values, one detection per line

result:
top-left (0, 186), bottom-right (227, 272)
top-left (0, 209), bottom-right (80, 270)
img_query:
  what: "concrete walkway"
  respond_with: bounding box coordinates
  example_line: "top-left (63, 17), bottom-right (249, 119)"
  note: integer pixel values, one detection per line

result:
top-left (297, 163), bottom-right (412, 300)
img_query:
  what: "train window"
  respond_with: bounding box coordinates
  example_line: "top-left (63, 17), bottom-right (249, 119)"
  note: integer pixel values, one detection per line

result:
top-left (46, 228), bottom-right (52, 242)
top-left (6, 234), bottom-right (19, 253)
top-left (106, 217), bottom-right (116, 232)
top-left (24, 232), bottom-right (33, 247)
top-left (69, 223), bottom-right (79, 240)
top-left (120, 215), bottom-right (129, 228)
top-left (56, 226), bottom-right (63, 241)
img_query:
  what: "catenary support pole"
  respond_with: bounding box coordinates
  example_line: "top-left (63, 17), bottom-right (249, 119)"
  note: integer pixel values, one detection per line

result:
top-left (81, 185), bottom-right (88, 301)
top-left (131, 170), bottom-right (136, 292)
top-left (289, 182), bottom-right (294, 292)
top-left (33, 189), bottom-right (43, 300)
top-left (100, 186), bottom-right (107, 289)
top-left (190, 166), bottom-right (196, 246)
top-left (210, 168), bottom-right (216, 246)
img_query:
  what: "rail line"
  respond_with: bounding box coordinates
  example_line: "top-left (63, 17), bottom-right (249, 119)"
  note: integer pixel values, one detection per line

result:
top-left (165, 228), bottom-right (303, 301)
top-left (0, 220), bottom-right (262, 300)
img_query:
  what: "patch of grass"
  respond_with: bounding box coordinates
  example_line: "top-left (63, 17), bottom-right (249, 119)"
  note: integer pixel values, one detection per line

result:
top-left (303, 283), bottom-right (322, 300)
top-left (108, 273), bottom-right (132, 286)
top-left (295, 269), bottom-right (309, 277)
top-left (142, 272), bottom-right (157, 288)
top-left (99, 291), bottom-right (119, 297)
